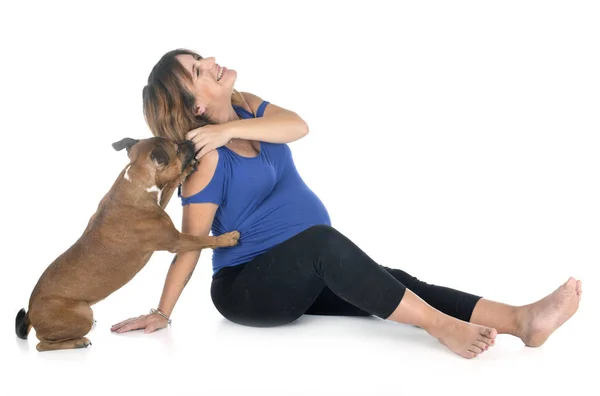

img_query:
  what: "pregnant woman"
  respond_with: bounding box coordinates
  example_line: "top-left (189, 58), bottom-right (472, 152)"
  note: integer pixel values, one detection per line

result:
top-left (111, 49), bottom-right (582, 359)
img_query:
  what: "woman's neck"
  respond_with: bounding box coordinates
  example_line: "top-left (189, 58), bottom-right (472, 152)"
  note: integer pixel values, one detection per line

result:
top-left (206, 106), bottom-right (238, 124)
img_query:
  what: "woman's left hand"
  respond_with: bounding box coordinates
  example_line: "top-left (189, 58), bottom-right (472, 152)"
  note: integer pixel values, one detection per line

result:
top-left (186, 124), bottom-right (233, 159)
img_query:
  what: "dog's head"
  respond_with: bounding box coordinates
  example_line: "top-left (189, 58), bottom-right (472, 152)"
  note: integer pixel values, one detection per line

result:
top-left (112, 137), bottom-right (197, 189)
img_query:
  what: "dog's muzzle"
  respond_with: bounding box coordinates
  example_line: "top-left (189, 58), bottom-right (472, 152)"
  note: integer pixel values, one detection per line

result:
top-left (177, 140), bottom-right (196, 169)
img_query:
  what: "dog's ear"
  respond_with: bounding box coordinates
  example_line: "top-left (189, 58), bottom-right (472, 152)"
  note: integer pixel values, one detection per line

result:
top-left (151, 145), bottom-right (170, 166)
top-left (112, 138), bottom-right (139, 152)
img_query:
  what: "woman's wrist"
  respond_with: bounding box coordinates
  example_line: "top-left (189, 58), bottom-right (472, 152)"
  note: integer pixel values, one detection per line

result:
top-left (156, 303), bottom-right (173, 318)
top-left (223, 122), bottom-right (240, 141)
top-left (150, 308), bottom-right (172, 324)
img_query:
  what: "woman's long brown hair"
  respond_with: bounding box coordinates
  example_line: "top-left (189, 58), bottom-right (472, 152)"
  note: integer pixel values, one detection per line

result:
top-left (142, 48), bottom-right (243, 142)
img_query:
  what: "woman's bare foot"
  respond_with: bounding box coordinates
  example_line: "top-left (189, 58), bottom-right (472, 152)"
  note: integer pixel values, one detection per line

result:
top-left (428, 317), bottom-right (497, 359)
top-left (517, 277), bottom-right (582, 347)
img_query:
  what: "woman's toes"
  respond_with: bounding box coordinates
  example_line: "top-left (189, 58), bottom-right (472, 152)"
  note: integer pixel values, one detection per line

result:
top-left (468, 344), bottom-right (484, 355)
top-left (480, 335), bottom-right (493, 344)
top-left (481, 327), bottom-right (498, 340)
top-left (474, 340), bottom-right (489, 351)
top-left (463, 350), bottom-right (478, 359)
top-left (479, 334), bottom-right (495, 346)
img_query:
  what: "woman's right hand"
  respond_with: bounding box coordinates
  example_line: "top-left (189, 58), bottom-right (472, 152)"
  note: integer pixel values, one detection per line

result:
top-left (110, 313), bottom-right (168, 334)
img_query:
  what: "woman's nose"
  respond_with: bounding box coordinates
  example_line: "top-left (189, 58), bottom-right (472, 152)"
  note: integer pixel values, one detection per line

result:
top-left (200, 57), bottom-right (216, 70)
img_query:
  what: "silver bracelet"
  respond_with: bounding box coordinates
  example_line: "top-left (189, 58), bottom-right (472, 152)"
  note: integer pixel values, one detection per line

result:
top-left (150, 308), bottom-right (172, 324)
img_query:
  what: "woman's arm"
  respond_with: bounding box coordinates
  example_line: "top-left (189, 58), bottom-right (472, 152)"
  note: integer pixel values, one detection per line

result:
top-left (225, 92), bottom-right (309, 144)
top-left (186, 92), bottom-right (309, 158)
top-left (156, 202), bottom-right (217, 317)
top-left (157, 151), bottom-right (220, 318)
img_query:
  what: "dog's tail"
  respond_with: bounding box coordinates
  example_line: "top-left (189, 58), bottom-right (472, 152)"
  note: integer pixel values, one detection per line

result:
top-left (15, 308), bottom-right (31, 339)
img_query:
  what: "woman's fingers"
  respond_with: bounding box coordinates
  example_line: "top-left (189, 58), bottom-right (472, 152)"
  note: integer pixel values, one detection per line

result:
top-left (110, 315), bottom-right (142, 331)
top-left (111, 314), bottom-right (169, 334)
top-left (191, 135), bottom-right (208, 152)
top-left (196, 144), bottom-right (215, 159)
top-left (185, 128), bottom-right (200, 141)
top-left (115, 318), bottom-right (148, 333)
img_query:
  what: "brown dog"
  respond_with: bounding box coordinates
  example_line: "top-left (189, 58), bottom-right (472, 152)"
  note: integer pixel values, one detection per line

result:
top-left (15, 137), bottom-right (239, 352)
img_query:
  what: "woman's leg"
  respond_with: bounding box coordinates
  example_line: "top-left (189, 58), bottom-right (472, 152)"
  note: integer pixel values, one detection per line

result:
top-left (306, 264), bottom-right (582, 348)
top-left (385, 269), bottom-right (583, 347)
top-left (306, 267), bottom-right (481, 322)
top-left (210, 225), bottom-right (406, 328)
top-left (211, 225), bottom-right (497, 358)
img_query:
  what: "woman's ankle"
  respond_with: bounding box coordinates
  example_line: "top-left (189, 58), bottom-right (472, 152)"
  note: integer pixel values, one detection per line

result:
top-left (470, 298), bottom-right (523, 336)
top-left (386, 289), bottom-right (442, 331)
top-left (425, 313), bottom-right (455, 338)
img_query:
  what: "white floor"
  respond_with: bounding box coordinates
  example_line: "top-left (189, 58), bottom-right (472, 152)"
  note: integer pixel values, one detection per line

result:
top-left (3, 263), bottom-right (596, 396)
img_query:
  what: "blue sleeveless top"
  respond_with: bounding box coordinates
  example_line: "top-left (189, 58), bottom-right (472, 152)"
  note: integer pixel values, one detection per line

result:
top-left (179, 101), bottom-right (331, 274)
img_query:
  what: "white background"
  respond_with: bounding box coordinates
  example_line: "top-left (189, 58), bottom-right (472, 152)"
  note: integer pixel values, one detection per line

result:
top-left (1, 1), bottom-right (598, 395)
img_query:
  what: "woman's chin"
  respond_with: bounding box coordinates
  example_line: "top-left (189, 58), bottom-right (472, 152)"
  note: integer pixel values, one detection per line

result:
top-left (223, 69), bottom-right (237, 85)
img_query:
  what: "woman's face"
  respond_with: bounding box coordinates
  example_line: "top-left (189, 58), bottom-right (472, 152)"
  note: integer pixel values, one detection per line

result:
top-left (175, 54), bottom-right (237, 116)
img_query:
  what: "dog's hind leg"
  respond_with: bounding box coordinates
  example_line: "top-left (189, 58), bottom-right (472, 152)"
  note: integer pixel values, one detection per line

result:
top-left (37, 337), bottom-right (91, 352)
top-left (31, 299), bottom-right (94, 352)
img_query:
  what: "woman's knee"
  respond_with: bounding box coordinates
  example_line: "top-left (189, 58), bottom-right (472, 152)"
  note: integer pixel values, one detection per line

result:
top-left (384, 266), bottom-right (427, 293)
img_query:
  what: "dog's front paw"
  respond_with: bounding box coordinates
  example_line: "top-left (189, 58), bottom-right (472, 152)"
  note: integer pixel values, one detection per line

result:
top-left (217, 231), bottom-right (240, 247)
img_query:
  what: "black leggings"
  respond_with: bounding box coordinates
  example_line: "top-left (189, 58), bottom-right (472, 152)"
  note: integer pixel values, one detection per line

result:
top-left (211, 225), bottom-right (482, 327)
